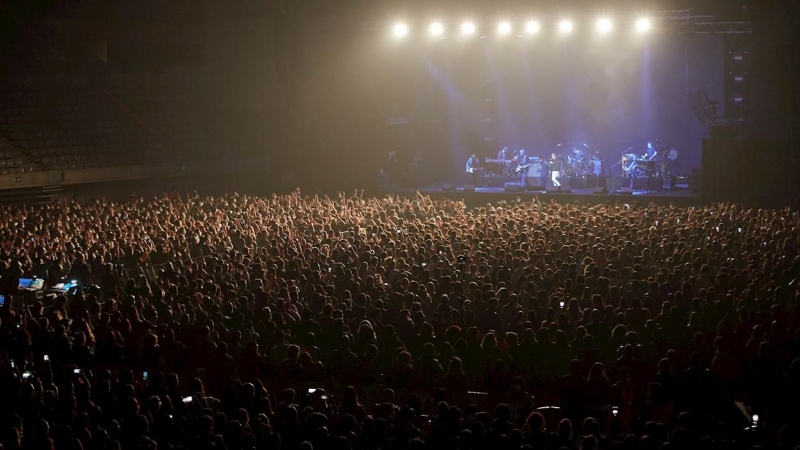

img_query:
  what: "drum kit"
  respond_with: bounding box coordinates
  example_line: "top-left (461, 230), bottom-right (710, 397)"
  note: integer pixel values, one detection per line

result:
top-left (556, 146), bottom-right (603, 178)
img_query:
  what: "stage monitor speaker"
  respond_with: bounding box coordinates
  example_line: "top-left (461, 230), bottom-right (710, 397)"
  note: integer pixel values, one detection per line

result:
top-left (441, 184), bottom-right (455, 192)
top-left (463, 184), bottom-right (475, 192)
top-left (504, 183), bottom-right (523, 192)
top-left (619, 187), bottom-right (633, 194)
top-left (593, 186), bottom-right (608, 194)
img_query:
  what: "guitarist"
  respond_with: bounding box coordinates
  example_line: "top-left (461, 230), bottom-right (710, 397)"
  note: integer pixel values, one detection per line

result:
top-left (514, 149), bottom-right (530, 183)
top-left (465, 154), bottom-right (480, 185)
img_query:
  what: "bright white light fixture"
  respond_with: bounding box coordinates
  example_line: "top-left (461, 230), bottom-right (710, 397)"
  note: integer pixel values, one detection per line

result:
top-left (461, 22), bottom-right (476, 36)
top-left (498, 21), bottom-right (512, 34)
top-left (559, 20), bottom-right (574, 34)
top-left (393, 23), bottom-right (409, 38)
top-left (636, 18), bottom-right (651, 32)
top-left (597, 18), bottom-right (613, 33)
top-left (524, 20), bottom-right (541, 35)
top-left (430, 22), bottom-right (444, 36)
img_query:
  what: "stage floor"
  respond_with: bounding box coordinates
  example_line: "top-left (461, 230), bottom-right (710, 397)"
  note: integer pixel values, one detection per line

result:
top-left (383, 181), bottom-right (700, 208)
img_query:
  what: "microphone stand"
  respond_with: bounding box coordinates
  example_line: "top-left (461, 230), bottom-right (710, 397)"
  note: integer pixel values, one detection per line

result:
top-left (610, 147), bottom-right (633, 168)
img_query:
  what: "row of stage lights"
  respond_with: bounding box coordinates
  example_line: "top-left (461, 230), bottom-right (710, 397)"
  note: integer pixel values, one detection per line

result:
top-left (392, 18), bottom-right (652, 38)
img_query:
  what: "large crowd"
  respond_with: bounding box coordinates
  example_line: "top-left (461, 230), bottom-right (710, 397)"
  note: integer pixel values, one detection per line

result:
top-left (1, 190), bottom-right (799, 450)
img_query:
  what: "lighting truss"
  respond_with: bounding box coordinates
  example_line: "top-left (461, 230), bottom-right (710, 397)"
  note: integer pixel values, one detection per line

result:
top-left (372, 10), bottom-right (752, 35)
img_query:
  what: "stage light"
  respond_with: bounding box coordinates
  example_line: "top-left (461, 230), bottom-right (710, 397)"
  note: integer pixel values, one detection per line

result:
top-left (461, 22), bottom-right (476, 36)
top-left (393, 23), bottom-right (409, 38)
top-left (524, 20), bottom-right (541, 35)
top-left (597, 18), bottom-right (613, 33)
top-left (558, 20), bottom-right (574, 34)
top-left (429, 22), bottom-right (444, 36)
top-left (498, 21), bottom-right (512, 35)
top-left (636, 18), bottom-right (651, 32)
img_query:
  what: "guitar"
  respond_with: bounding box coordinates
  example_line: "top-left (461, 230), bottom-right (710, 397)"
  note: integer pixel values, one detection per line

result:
top-left (641, 152), bottom-right (657, 161)
top-left (466, 167), bottom-right (477, 174)
top-left (514, 163), bottom-right (532, 173)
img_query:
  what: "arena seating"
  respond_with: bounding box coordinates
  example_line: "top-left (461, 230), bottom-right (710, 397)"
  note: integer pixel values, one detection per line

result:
top-left (0, 80), bottom-right (212, 172)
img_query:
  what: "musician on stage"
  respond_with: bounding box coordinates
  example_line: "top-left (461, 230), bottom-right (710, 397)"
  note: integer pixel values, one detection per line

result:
top-left (549, 153), bottom-right (562, 187)
top-left (465, 154), bottom-right (480, 185)
top-left (497, 146), bottom-right (509, 161)
top-left (642, 141), bottom-right (657, 160)
top-left (515, 149), bottom-right (528, 183)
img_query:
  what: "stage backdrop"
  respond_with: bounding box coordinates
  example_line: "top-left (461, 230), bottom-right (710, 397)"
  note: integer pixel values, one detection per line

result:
top-left (404, 33), bottom-right (724, 181)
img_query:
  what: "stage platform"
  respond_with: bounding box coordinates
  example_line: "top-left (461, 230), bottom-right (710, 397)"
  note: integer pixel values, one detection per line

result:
top-left (382, 182), bottom-right (700, 208)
